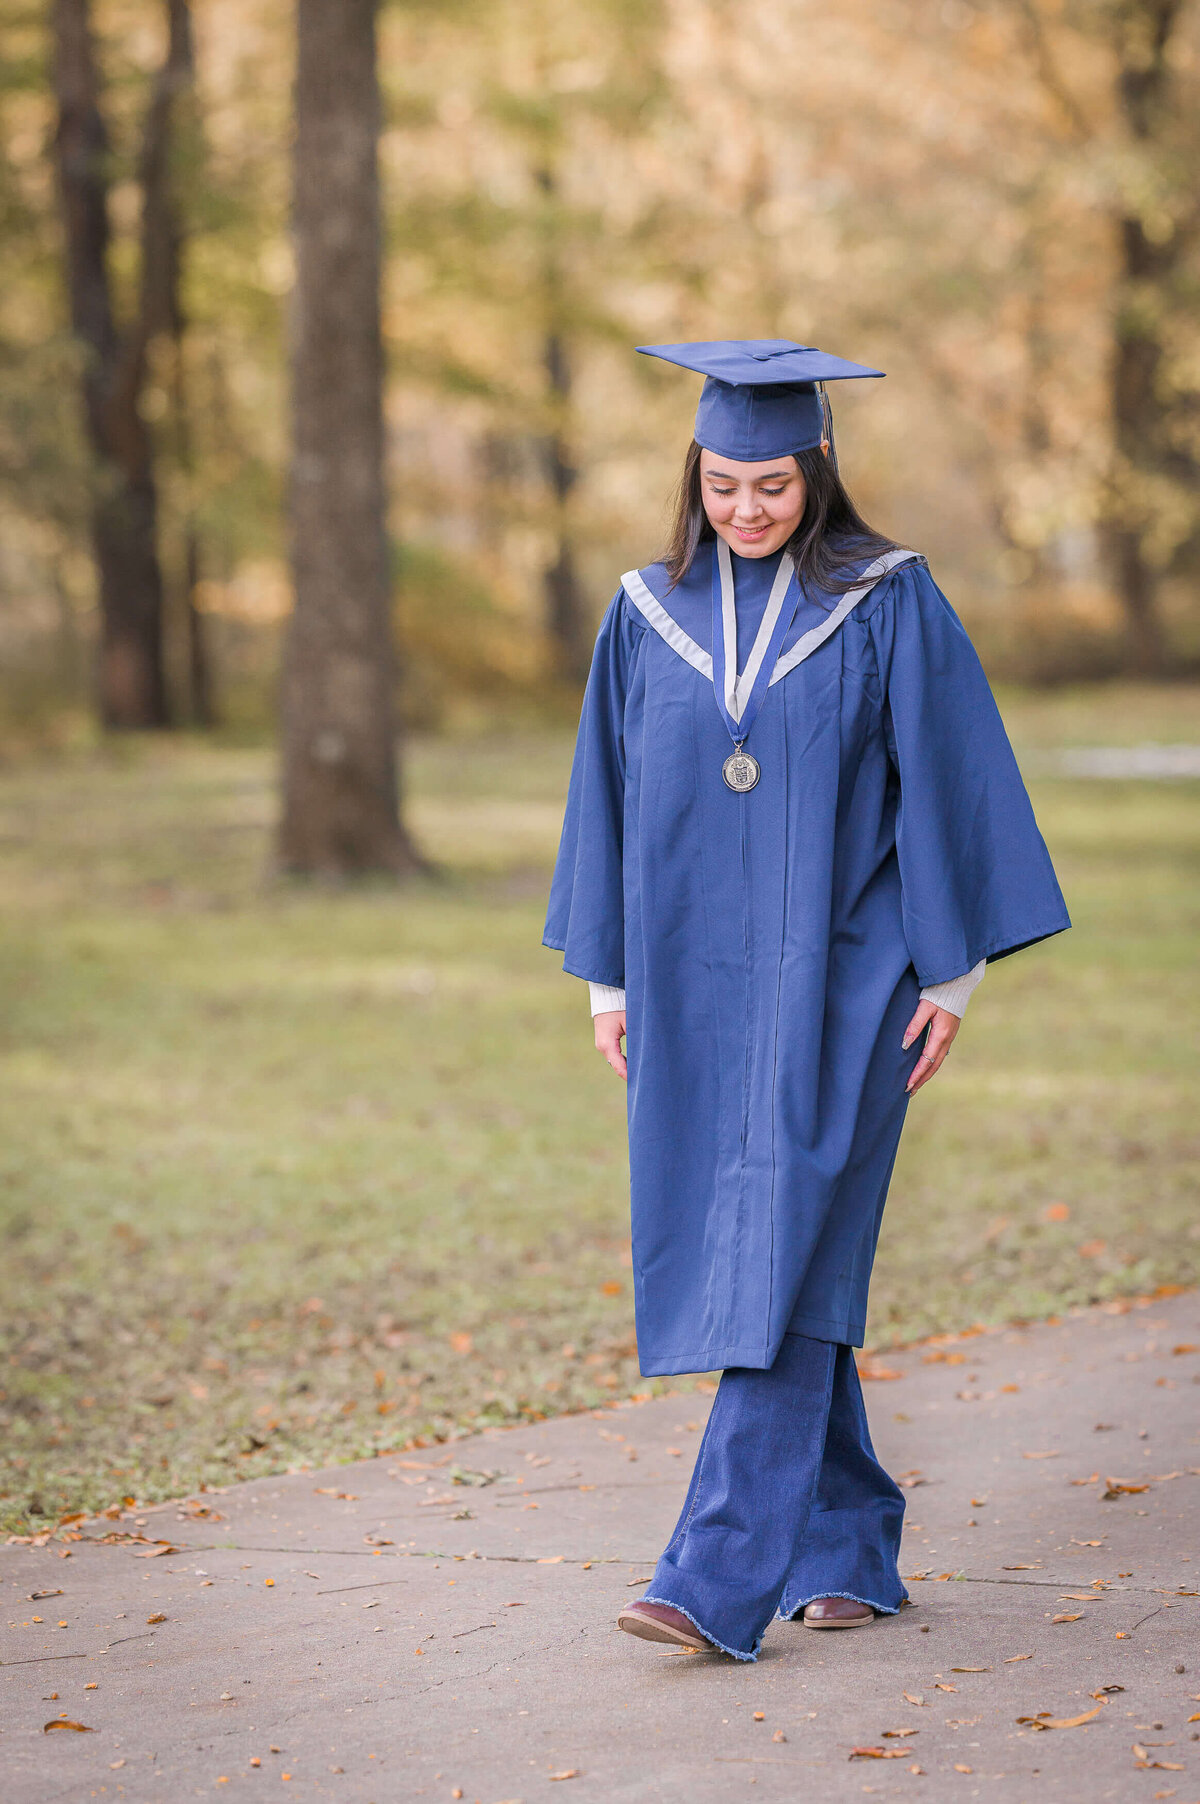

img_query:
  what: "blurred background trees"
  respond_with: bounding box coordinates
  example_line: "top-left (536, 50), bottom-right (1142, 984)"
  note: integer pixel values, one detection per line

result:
top-left (1, 0), bottom-right (1198, 749)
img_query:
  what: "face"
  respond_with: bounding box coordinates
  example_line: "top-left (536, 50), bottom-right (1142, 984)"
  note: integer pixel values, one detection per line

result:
top-left (700, 451), bottom-right (807, 558)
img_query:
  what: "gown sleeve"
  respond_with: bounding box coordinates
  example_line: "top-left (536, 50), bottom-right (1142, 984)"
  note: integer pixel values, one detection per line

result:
top-left (867, 563), bottom-right (1071, 986)
top-left (542, 589), bottom-right (640, 988)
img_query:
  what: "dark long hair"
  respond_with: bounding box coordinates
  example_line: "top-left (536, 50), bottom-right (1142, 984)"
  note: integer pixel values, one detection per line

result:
top-left (662, 439), bottom-right (902, 594)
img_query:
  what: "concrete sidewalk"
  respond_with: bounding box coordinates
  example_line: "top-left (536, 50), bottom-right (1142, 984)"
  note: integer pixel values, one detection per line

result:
top-left (4, 1292), bottom-right (1199, 1804)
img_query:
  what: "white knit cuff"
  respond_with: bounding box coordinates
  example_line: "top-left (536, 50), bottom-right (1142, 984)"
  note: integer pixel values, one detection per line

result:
top-left (588, 981), bottom-right (627, 1016)
top-left (919, 958), bottom-right (986, 1018)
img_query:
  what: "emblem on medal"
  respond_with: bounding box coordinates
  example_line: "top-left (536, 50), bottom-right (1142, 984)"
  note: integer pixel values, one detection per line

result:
top-left (722, 748), bottom-right (761, 792)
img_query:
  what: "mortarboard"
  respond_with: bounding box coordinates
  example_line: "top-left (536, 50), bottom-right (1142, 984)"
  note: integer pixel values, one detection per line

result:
top-left (637, 338), bottom-right (884, 463)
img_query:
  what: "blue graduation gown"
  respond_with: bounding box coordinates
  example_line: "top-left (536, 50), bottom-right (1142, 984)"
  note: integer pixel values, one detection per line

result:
top-left (543, 545), bottom-right (1070, 1375)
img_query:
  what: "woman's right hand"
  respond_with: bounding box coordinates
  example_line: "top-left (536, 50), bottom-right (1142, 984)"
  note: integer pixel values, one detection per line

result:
top-left (594, 1009), bottom-right (628, 1082)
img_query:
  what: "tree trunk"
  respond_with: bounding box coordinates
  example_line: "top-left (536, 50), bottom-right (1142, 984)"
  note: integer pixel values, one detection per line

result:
top-left (51, 0), bottom-right (176, 728)
top-left (279, 0), bottom-right (421, 875)
top-left (1106, 0), bottom-right (1184, 674)
top-left (542, 327), bottom-right (590, 684)
top-left (534, 165), bottom-right (590, 685)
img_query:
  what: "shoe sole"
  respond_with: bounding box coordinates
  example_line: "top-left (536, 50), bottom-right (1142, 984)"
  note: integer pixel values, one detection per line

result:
top-left (802, 1612), bottom-right (874, 1628)
top-left (616, 1607), bottom-right (711, 1651)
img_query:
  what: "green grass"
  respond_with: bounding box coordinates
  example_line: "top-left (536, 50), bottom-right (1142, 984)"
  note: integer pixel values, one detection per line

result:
top-left (1, 688), bottom-right (1198, 1532)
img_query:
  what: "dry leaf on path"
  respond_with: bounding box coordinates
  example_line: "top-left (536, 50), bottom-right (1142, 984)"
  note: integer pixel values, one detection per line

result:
top-left (882, 1728), bottom-right (919, 1737)
top-left (1022, 1451), bottom-right (1060, 1460)
top-left (849, 1747), bottom-right (909, 1759)
top-left (132, 1543), bottom-right (177, 1559)
top-left (1004, 1654), bottom-right (1033, 1663)
top-left (902, 1693), bottom-right (926, 1706)
top-left (1017, 1705), bottom-right (1104, 1730)
top-left (549, 1770), bottom-right (581, 1781)
top-left (1052, 1613), bottom-right (1084, 1623)
top-left (951, 1666), bottom-right (990, 1673)
top-left (43, 1720), bottom-right (93, 1733)
top-left (145, 1613), bottom-right (167, 1624)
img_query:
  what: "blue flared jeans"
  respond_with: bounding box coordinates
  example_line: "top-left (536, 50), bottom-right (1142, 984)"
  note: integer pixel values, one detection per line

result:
top-left (643, 1330), bottom-right (907, 1660)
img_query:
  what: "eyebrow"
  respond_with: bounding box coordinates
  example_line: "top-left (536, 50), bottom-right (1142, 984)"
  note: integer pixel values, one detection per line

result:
top-left (702, 466), bottom-right (795, 483)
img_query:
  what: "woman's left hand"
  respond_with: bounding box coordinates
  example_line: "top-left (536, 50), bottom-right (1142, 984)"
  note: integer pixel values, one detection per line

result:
top-left (902, 1002), bottom-right (961, 1094)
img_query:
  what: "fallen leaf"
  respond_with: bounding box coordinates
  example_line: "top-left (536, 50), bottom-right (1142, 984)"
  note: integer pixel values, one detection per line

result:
top-left (1171, 1344), bottom-right (1197, 1355)
top-left (537, 1556), bottom-right (564, 1564)
top-left (1052, 1614), bottom-right (1084, 1623)
top-left (1070, 1475), bottom-right (1101, 1487)
top-left (449, 1331), bottom-right (474, 1353)
top-left (902, 1693), bottom-right (926, 1706)
top-left (849, 1748), bottom-right (909, 1760)
top-left (132, 1543), bottom-right (177, 1558)
top-left (752, 1711), bottom-right (765, 1721)
top-left (44, 1720), bottom-right (93, 1734)
top-left (28, 1589), bottom-right (63, 1601)
top-left (626, 1576), bottom-right (655, 1586)
top-left (882, 1728), bottom-right (919, 1738)
top-left (954, 1763), bottom-right (973, 1773)
top-left (1022, 1451), bottom-right (1060, 1460)
top-left (146, 1613), bottom-right (167, 1624)
top-left (1103, 1480), bottom-right (1150, 1498)
top-left (857, 1362), bottom-right (905, 1380)
top-left (772, 1729), bottom-right (787, 1742)
top-left (1017, 1705), bottom-right (1104, 1730)
top-left (951, 1666), bottom-right (990, 1673)
top-left (1004, 1654), bottom-right (1033, 1663)
top-left (934, 1683), bottom-right (958, 1693)
top-left (549, 1770), bottom-right (580, 1781)
top-left (1002, 1563), bottom-right (1043, 1571)
top-left (1045, 1202), bottom-right (1071, 1221)
top-left (313, 1488), bottom-right (358, 1501)
top-left (1057, 1594), bottom-right (1098, 1602)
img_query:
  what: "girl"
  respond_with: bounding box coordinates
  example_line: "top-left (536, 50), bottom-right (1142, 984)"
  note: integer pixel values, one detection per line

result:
top-left (544, 339), bottom-right (1069, 1660)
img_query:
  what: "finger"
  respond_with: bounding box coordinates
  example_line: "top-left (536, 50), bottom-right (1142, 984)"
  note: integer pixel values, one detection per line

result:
top-left (901, 999), bottom-right (936, 1051)
top-left (905, 1048), bottom-right (937, 1094)
top-left (906, 1017), bottom-right (957, 1094)
top-left (593, 1015), bottom-right (628, 1081)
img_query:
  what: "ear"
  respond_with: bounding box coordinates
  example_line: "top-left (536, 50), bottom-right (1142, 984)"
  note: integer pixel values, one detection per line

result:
top-left (819, 439), bottom-right (830, 458)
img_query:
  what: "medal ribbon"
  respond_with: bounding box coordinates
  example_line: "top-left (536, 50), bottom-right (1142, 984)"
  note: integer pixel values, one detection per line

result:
top-left (710, 539), bottom-right (803, 749)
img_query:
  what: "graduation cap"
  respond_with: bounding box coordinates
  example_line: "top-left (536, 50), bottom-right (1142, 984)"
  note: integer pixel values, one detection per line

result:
top-left (637, 338), bottom-right (884, 464)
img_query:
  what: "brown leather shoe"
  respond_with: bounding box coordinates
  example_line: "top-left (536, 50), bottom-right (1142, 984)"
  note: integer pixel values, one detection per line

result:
top-left (801, 1596), bottom-right (874, 1628)
top-left (616, 1600), bottom-right (713, 1650)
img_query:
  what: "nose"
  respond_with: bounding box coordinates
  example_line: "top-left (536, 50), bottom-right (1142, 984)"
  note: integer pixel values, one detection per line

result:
top-left (733, 490), bottom-right (764, 520)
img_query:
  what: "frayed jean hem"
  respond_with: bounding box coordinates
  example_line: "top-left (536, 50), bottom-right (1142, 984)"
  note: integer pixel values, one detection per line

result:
top-left (640, 1594), bottom-right (761, 1662)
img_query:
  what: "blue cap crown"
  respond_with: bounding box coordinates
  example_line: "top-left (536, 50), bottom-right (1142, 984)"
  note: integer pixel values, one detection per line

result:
top-left (637, 339), bottom-right (884, 462)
